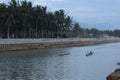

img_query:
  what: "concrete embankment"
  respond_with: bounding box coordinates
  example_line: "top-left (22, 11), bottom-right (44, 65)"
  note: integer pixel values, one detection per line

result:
top-left (0, 38), bottom-right (120, 51)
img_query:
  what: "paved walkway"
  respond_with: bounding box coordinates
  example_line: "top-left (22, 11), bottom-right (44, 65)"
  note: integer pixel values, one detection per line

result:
top-left (0, 38), bottom-right (120, 44)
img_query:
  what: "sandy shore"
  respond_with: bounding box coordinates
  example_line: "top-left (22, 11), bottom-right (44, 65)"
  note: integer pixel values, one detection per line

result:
top-left (0, 38), bottom-right (120, 51)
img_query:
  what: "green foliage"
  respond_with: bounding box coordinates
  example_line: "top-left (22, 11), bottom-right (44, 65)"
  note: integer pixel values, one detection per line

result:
top-left (0, 0), bottom-right (119, 38)
top-left (0, 0), bottom-right (73, 38)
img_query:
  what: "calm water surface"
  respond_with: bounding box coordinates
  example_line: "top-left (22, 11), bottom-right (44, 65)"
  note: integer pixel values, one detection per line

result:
top-left (0, 43), bottom-right (120, 80)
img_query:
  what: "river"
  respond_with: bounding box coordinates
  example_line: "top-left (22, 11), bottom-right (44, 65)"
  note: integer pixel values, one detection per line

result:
top-left (0, 42), bottom-right (120, 80)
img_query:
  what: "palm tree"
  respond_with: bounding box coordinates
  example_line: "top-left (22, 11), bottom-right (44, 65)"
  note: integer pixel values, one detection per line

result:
top-left (5, 14), bottom-right (13, 38)
top-left (54, 10), bottom-right (67, 38)
top-left (34, 5), bottom-right (42, 38)
top-left (0, 3), bottom-right (7, 35)
top-left (4, 0), bottom-right (17, 38)
top-left (20, 0), bottom-right (32, 38)
top-left (72, 22), bottom-right (81, 37)
top-left (41, 6), bottom-right (47, 38)
top-left (65, 16), bottom-right (72, 37)
top-left (47, 12), bottom-right (55, 38)
top-left (0, 0), bottom-right (75, 38)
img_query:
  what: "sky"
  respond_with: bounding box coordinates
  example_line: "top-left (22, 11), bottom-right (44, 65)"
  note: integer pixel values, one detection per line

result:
top-left (0, 0), bottom-right (120, 30)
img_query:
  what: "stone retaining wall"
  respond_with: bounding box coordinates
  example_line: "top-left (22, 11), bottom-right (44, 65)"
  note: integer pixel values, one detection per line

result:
top-left (0, 38), bottom-right (120, 51)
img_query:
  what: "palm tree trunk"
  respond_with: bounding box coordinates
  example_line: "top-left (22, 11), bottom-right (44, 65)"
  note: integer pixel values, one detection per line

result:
top-left (29, 28), bottom-right (31, 38)
top-left (23, 28), bottom-right (26, 38)
top-left (42, 27), bottom-right (44, 38)
top-left (7, 26), bottom-right (10, 39)
top-left (35, 26), bottom-right (37, 38)
top-left (35, 20), bottom-right (38, 38)
top-left (51, 28), bottom-right (53, 38)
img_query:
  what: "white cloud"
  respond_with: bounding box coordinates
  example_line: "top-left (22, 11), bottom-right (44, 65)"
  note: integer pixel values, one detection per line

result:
top-left (51, 0), bottom-right (67, 2)
top-left (0, 0), bottom-right (10, 3)
top-left (32, 0), bottom-right (68, 6)
top-left (32, 0), bottom-right (47, 6)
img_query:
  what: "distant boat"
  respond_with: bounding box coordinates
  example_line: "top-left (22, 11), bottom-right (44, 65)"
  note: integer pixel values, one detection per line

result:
top-left (86, 51), bottom-right (93, 56)
top-left (117, 62), bottom-right (120, 65)
top-left (59, 50), bottom-right (70, 56)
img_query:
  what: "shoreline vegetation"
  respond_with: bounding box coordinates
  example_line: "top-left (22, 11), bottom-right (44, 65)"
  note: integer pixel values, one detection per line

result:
top-left (0, 0), bottom-right (120, 39)
top-left (0, 38), bottom-right (120, 51)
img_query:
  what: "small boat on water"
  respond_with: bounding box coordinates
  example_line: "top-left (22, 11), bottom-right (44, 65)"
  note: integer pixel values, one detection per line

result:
top-left (86, 51), bottom-right (93, 56)
top-left (59, 50), bottom-right (70, 56)
top-left (117, 62), bottom-right (120, 65)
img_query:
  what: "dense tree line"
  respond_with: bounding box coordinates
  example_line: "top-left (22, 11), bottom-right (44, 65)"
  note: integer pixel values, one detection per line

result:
top-left (0, 0), bottom-right (120, 38)
top-left (0, 0), bottom-right (73, 38)
top-left (71, 23), bottom-right (120, 38)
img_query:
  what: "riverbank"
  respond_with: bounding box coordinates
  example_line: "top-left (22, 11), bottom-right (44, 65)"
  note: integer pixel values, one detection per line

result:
top-left (0, 38), bottom-right (120, 51)
top-left (107, 69), bottom-right (120, 80)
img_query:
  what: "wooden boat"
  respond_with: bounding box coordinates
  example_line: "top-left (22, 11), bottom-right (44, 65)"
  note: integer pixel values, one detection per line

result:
top-left (86, 51), bottom-right (93, 56)
top-left (59, 51), bottom-right (70, 56)
top-left (117, 62), bottom-right (120, 65)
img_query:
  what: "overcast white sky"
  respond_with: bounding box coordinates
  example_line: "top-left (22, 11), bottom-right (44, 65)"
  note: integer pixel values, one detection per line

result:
top-left (1, 0), bottom-right (120, 30)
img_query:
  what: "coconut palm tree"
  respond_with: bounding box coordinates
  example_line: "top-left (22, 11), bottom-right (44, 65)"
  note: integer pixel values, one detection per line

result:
top-left (4, 0), bottom-right (18, 38)
top-left (0, 0), bottom-right (76, 38)
top-left (20, 0), bottom-right (33, 38)
top-left (41, 6), bottom-right (47, 38)
top-left (64, 16), bottom-right (72, 37)
top-left (34, 5), bottom-right (42, 38)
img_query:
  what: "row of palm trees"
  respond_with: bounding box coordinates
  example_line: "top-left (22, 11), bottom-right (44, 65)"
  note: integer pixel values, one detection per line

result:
top-left (0, 0), bottom-right (73, 38)
top-left (1, 0), bottom-right (120, 38)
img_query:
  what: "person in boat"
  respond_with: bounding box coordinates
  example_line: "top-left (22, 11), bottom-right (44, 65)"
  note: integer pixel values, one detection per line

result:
top-left (59, 50), bottom-right (70, 56)
top-left (86, 51), bottom-right (93, 56)
top-left (89, 51), bottom-right (93, 54)
top-left (117, 62), bottom-right (120, 65)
